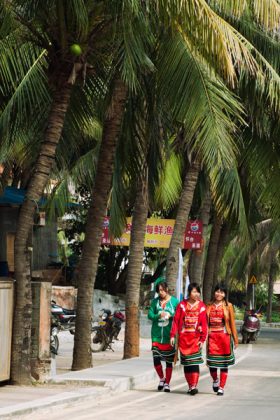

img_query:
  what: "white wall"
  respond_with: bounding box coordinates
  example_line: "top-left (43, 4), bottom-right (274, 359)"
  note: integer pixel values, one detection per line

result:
top-left (93, 289), bottom-right (125, 316)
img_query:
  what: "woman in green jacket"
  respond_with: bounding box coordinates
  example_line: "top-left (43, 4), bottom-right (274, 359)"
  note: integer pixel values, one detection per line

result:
top-left (148, 281), bottom-right (179, 392)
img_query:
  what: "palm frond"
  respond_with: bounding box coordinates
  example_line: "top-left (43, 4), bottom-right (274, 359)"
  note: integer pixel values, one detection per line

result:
top-left (0, 41), bottom-right (49, 143)
top-left (154, 152), bottom-right (183, 210)
top-left (252, 0), bottom-right (280, 32)
top-left (210, 0), bottom-right (280, 32)
top-left (158, 31), bottom-right (244, 169)
top-left (209, 166), bottom-right (249, 238)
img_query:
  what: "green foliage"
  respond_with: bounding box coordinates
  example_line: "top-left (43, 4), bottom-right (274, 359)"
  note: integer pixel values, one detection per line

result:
top-left (256, 283), bottom-right (278, 308)
top-left (233, 305), bottom-right (245, 320)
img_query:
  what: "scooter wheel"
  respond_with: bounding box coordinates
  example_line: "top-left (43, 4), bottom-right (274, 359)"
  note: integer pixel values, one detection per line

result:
top-left (242, 332), bottom-right (248, 344)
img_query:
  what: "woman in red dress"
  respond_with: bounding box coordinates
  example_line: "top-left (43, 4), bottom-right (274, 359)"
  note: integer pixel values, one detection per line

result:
top-left (206, 283), bottom-right (239, 396)
top-left (170, 283), bottom-right (207, 395)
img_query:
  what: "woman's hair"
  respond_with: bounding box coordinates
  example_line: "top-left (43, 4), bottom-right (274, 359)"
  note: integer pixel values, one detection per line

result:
top-left (213, 282), bottom-right (228, 305)
top-left (187, 282), bottom-right (201, 296)
top-left (156, 281), bottom-right (169, 294)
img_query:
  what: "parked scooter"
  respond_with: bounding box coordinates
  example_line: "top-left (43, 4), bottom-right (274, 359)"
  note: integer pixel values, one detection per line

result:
top-left (91, 308), bottom-right (126, 352)
top-left (240, 308), bottom-right (261, 344)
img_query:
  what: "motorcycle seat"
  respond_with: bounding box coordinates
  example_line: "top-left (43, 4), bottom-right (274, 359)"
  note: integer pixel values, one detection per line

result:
top-left (62, 308), bottom-right (76, 315)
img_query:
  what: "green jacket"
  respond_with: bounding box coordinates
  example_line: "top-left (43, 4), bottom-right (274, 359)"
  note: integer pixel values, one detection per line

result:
top-left (148, 296), bottom-right (179, 344)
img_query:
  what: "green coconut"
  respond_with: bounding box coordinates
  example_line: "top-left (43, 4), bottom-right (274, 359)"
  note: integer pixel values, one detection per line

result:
top-left (70, 43), bottom-right (82, 56)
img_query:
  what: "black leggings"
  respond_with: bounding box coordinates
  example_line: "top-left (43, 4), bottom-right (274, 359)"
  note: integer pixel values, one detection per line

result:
top-left (153, 355), bottom-right (172, 369)
top-left (209, 367), bottom-right (228, 374)
top-left (184, 365), bottom-right (200, 374)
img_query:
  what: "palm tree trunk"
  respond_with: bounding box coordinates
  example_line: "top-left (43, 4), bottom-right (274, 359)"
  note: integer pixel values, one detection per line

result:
top-left (166, 160), bottom-right (200, 294)
top-left (0, 164), bottom-right (11, 193)
top-left (123, 177), bottom-right (148, 359)
top-left (11, 84), bottom-right (72, 384)
top-left (212, 223), bottom-right (230, 286)
top-left (224, 262), bottom-right (232, 296)
top-left (202, 213), bottom-right (222, 303)
top-left (188, 189), bottom-right (211, 285)
top-left (267, 254), bottom-right (276, 323)
top-left (72, 78), bottom-right (127, 370)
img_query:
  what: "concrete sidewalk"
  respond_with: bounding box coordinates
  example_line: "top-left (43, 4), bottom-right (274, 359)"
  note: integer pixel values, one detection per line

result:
top-left (55, 329), bottom-right (151, 375)
top-left (0, 354), bottom-right (179, 419)
top-left (0, 328), bottom-right (160, 420)
top-left (53, 353), bottom-right (176, 391)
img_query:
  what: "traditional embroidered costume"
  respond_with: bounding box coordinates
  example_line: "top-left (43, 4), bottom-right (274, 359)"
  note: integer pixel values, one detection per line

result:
top-left (148, 295), bottom-right (179, 390)
top-left (170, 299), bottom-right (207, 392)
top-left (206, 301), bottom-right (238, 394)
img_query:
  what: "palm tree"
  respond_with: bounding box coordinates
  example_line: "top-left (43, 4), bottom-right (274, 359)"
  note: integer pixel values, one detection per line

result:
top-left (117, 0), bottom-right (280, 354)
top-left (166, 157), bottom-right (201, 293)
top-left (2, 0), bottom-right (278, 380)
top-left (72, 77), bottom-right (128, 369)
top-left (159, 0), bottom-right (280, 291)
top-left (202, 213), bottom-right (223, 302)
top-left (72, 1), bottom-right (155, 370)
top-left (188, 187), bottom-right (212, 285)
top-left (123, 176), bottom-right (148, 358)
top-left (0, 0), bottom-right (124, 384)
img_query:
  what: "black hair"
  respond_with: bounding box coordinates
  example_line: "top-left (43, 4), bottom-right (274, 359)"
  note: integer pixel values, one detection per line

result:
top-left (187, 282), bottom-right (201, 296)
top-left (213, 282), bottom-right (228, 305)
top-left (156, 281), bottom-right (169, 294)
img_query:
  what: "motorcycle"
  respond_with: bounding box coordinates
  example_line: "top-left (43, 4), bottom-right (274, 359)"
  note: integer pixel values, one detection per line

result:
top-left (91, 309), bottom-right (126, 353)
top-left (240, 308), bottom-right (261, 344)
top-left (50, 314), bottom-right (60, 354)
top-left (50, 301), bottom-right (76, 354)
top-left (51, 300), bottom-right (76, 334)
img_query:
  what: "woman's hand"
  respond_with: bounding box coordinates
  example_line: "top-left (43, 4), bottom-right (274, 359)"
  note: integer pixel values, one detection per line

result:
top-left (234, 342), bottom-right (239, 349)
top-left (170, 337), bottom-right (175, 346)
top-left (198, 341), bottom-right (203, 349)
top-left (160, 311), bottom-right (170, 319)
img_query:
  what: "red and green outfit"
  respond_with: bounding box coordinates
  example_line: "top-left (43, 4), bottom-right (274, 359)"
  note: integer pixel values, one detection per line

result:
top-left (148, 295), bottom-right (178, 383)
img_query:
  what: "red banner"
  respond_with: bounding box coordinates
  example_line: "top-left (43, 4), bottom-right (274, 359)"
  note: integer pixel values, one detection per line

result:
top-left (183, 220), bottom-right (203, 249)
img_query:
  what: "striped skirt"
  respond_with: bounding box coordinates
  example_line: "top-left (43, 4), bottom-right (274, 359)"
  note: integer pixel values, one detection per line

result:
top-left (180, 349), bottom-right (204, 366)
top-left (152, 342), bottom-right (176, 364)
top-left (206, 332), bottom-right (235, 369)
top-left (179, 332), bottom-right (204, 366)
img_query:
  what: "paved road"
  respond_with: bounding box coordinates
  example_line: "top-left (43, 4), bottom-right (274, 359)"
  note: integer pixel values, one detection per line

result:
top-left (20, 328), bottom-right (280, 420)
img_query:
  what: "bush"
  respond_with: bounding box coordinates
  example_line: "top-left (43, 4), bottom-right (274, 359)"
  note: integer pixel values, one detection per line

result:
top-left (233, 305), bottom-right (245, 320)
top-left (264, 311), bottom-right (280, 323)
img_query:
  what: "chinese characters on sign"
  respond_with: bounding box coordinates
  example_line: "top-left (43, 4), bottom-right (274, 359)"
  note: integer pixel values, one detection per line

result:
top-left (183, 220), bottom-right (203, 249)
top-left (102, 218), bottom-right (202, 249)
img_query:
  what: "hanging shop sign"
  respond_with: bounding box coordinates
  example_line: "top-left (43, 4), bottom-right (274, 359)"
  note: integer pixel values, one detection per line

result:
top-left (101, 217), bottom-right (202, 249)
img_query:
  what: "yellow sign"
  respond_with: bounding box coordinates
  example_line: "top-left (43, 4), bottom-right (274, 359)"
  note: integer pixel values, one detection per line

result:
top-left (111, 218), bottom-right (175, 248)
top-left (102, 217), bottom-right (203, 249)
top-left (249, 275), bottom-right (257, 284)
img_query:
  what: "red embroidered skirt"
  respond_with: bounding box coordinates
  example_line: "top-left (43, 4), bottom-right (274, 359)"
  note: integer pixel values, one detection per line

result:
top-left (207, 332), bottom-right (235, 368)
top-left (179, 332), bottom-right (203, 366)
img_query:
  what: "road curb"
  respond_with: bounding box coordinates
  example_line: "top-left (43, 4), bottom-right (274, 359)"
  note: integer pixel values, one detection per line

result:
top-left (236, 320), bottom-right (280, 329)
top-left (0, 364), bottom-right (182, 418)
top-left (0, 387), bottom-right (107, 419)
top-left (261, 323), bottom-right (280, 328)
top-left (52, 362), bottom-right (182, 391)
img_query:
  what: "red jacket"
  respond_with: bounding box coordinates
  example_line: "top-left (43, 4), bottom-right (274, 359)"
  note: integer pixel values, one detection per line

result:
top-left (170, 300), bottom-right (208, 343)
